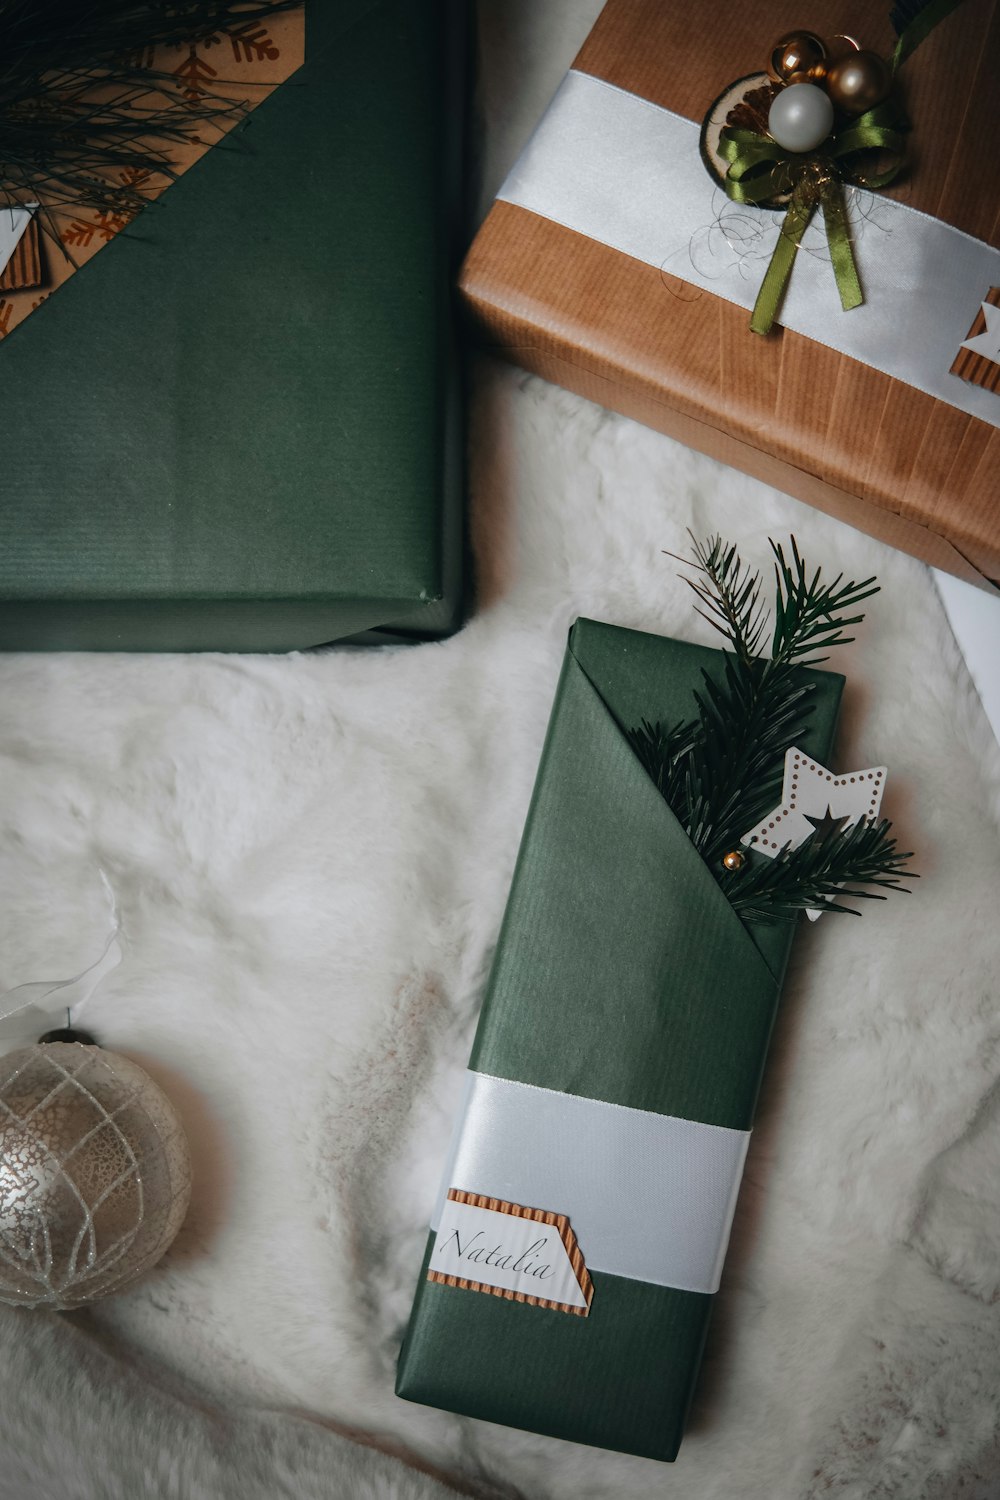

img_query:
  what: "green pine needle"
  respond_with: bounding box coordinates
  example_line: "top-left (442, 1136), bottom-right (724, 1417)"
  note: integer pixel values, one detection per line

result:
top-left (665, 535), bottom-right (768, 666)
top-left (770, 536), bottom-right (879, 666)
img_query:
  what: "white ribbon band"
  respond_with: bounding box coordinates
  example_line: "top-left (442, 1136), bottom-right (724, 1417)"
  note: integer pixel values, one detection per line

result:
top-left (431, 1071), bottom-right (750, 1296)
top-left (498, 70), bottom-right (1000, 429)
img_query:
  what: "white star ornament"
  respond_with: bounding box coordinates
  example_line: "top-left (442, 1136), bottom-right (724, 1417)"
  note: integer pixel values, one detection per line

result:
top-left (741, 746), bottom-right (888, 921)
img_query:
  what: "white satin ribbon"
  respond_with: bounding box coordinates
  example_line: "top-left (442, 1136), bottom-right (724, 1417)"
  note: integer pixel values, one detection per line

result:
top-left (498, 70), bottom-right (1000, 428)
top-left (431, 1071), bottom-right (750, 1296)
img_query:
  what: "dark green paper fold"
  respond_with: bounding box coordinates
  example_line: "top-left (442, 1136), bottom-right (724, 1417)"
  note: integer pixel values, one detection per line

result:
top-left (0, 0), bottom-right (465, 652)
top-left (397, 619), bottom-right (843, 1462)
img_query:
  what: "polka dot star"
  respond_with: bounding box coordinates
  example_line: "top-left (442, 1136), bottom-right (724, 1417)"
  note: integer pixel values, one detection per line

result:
top-left (741, 746), bottom-right (888, 919)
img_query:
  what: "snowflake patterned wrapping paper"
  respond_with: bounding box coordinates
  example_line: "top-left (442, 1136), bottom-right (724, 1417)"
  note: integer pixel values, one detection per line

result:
top-left (0, 12), bottom-right (305, 340)
top-left (0, 0), bottom-right (465, 651)
top-left (459, 0), bottom-right (1000, 591)
top-left (396, 619), bottom-right (843, 1462)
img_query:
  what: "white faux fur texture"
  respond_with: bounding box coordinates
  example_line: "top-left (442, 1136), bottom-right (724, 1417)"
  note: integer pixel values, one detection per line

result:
top-left (2, 361), bottom-right (999, 1500)
top-left (2, 2), bottom-right (1000, 1494)
top-left (0, 1309), bottom-right (474, 1500)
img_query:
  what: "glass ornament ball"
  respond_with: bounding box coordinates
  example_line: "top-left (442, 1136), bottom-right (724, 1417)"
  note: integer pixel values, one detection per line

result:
top-left (824, 33), bottom-right (862, 63)
top-left (768, 82), bottom-right (835, 153)
top-left (0, 1042), bottom-right (192, 1310)
top-left (826, 51), bottom-right (892, 114)
top-left (768, 30), bottom-right (827, 83)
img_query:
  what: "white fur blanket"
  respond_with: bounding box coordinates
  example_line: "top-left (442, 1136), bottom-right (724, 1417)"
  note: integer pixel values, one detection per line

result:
top-left (2, 6), bottom-right (999, 1497)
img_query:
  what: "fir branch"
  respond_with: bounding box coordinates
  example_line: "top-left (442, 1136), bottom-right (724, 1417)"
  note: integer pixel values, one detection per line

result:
top-left (628, 533), bottom-right (913, 926)
top-left (0, 0), bottom-right (300, 224)
top-left (770, 537), bottom-right (879, 666)
top-left (629, 715), bottom-right (701, 812)
top-left (666, 534), bottom-right (768, 665)
top-left (720, 817), bottom-right (915, 923)
top-left (670, 653), bottom-right (814, 862)
top-left (630, 533), bottom-right (881, 863)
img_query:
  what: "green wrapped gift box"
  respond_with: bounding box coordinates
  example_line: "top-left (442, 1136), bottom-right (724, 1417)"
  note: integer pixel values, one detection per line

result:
top-left (397, 618), bottom-right (843, 1462)
top-left (0, 0), bottom-right (464, 652)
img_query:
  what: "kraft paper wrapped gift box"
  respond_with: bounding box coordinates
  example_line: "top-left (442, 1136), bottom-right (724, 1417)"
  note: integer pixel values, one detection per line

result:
top-left (397, 618), bottom-right (844, 1462)
top-left (460, 0), bottom-right (1000, 591)
top-left (0, 0), bottom-right (464, 652)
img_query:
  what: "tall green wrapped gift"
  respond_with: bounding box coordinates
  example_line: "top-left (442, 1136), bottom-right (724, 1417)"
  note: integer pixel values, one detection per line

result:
top-left (397, 615), bottom-right (847, 1462)
top-left (0, 0), bottom-right (463, 652)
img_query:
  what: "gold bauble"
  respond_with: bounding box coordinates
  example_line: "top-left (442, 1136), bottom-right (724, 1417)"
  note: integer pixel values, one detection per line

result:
top-left (767, 30), bottom-right (827, 83)
top-left (722, 849), bottom-right (746, 872)
top-left (0, 1043), bottom-right (192, 1310)
top-left (825, 33), bottom-right (862, 63)
top-left (785, 67), bottom-right (824, 86)
top-left (826, 50), bottom-right (892, 113)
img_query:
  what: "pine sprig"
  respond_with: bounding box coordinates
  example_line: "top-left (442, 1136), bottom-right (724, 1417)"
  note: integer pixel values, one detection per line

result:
top-left (770, 537), bottom-right (879, 666)
top-left (630, 715), bottom-right (701, 813)
top-left (634, 532), bottom-right (878, 864)
top-left (667, 535), bottom-right (768, 665)
top-left (0, 0), bottom-right (300, 227)
top-left (672, 653), bottom-right (813, 863)
top-left (720, 817), bottom-right (915, 922)
top-left (629, 533), bottom-right (914, 925)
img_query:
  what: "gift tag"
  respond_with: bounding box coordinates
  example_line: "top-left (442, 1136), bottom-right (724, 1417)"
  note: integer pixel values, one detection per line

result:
top-left (428, 1189), bottom-right (593, 1317)
top-left (951, 287), bottom-right (1000, 395)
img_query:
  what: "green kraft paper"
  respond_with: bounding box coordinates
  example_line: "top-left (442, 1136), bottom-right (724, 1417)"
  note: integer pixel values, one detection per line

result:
top-left (0, 0), bottom-right (464, 653)
top-left (396, 618), bottom-right (843, 1462)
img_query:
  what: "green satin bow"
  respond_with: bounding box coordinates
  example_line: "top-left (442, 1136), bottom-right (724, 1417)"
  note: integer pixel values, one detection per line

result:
top-left (718, 100), bottom-right (909, 335)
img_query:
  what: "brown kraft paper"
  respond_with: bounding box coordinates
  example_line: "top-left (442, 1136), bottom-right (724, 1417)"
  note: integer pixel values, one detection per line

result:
top-left (460, 0), bottom-right (1000, 590)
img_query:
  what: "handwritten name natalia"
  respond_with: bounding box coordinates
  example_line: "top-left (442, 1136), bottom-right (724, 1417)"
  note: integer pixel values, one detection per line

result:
top-left (437, 1226), bottom-right (556, 1281)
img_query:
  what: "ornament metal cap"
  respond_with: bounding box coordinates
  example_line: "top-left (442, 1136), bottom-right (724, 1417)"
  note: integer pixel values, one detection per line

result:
top-left (37, 1026), bottom-right (98, 1047)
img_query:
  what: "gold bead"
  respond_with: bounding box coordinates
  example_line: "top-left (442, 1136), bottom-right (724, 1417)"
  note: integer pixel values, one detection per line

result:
top-left (768, 30), bottom-right (827, 84)
top-left (722, 849), bottom-right (746, 872)
top-left (826, 50), bottom-right (892, 114)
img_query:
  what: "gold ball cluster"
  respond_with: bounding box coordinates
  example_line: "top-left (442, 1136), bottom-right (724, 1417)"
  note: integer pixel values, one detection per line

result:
top-left (768, 29), bottom-right (892, 115)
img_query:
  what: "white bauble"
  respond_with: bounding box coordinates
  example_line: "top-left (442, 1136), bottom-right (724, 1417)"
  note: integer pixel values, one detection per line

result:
top-left (0, 1042), bottom-right (191, 1310)
top-left (768, 83), bottom-right (835, 152)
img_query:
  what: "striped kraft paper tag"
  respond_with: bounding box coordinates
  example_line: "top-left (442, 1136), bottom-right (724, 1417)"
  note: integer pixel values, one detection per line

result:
top-left (428, 1189), bottom-right (594, 1316)
top-left (0, 215), bottom-right (42, 292)
top-left (951, 288), bottom-right (1000, 394)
